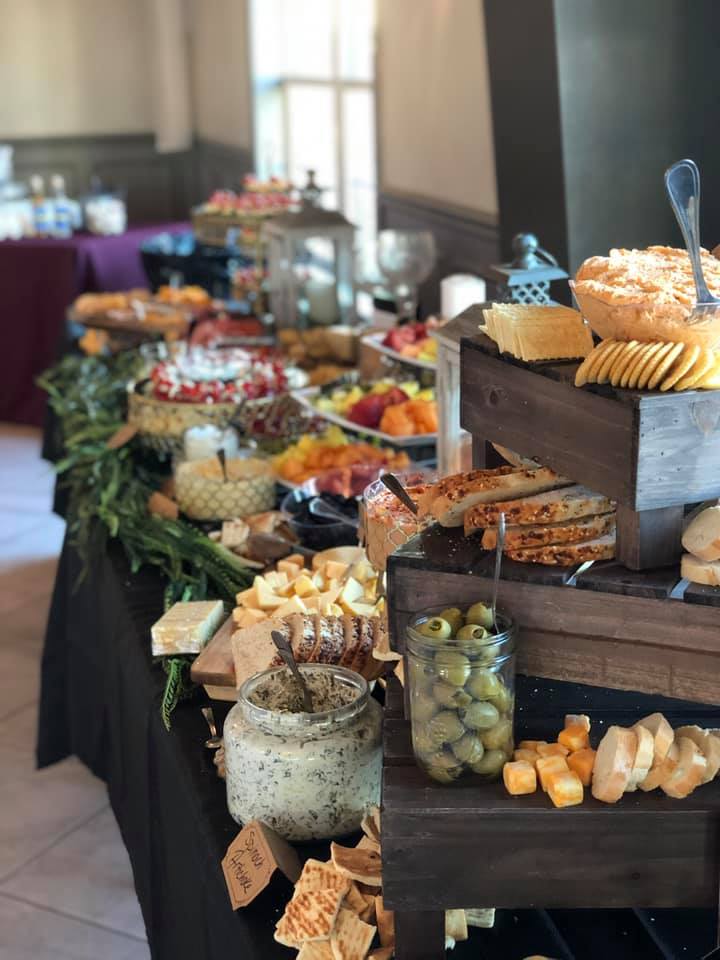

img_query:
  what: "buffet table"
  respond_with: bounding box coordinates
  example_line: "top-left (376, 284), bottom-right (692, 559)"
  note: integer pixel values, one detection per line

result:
top-left (1, 223), bottom-right (187, 426)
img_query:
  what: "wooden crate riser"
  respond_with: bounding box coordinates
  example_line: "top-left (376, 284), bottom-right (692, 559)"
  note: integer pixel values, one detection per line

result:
top-left (388, 566), bottom-right (720, 703)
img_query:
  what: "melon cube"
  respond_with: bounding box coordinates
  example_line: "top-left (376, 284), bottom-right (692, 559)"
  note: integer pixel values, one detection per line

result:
top-left (503, 760), bottom-right (537, 796)
top-left (546, 769), bottom-right (584, 808)
top-left (537, 742), bottom-right (570, 759)
top-left (567, 747), bottom-right (596, 787)
top-left (558, 724), bottom-right (590, 752)
top-left (536, 755), bottom-right (569, 792)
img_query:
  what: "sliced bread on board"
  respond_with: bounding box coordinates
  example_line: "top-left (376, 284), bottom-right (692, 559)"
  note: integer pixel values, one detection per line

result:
top-left (674, 726), bottom-right (720, 783)
top-left (660, 737), bottom-right (707, 799)
top-left (681, 553), bottom-right (720, 586)
top-left (592, 726), bottom-right (637, 803)
top-left (464, 484), bottom-right (615, 534)
top-left (505, 533), bottom-right (615, 566)
top-left (682, 505), bottom-right (720, 562)
top-left (481, 513), bottom-right (615, 551)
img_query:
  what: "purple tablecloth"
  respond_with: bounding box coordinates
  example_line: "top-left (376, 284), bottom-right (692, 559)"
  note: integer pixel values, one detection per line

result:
top-left (1, 222), bottom-right (189, 426)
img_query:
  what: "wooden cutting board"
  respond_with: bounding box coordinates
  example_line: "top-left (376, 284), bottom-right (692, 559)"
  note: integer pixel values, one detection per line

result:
top-left (190, 617), bottom-right (236, 700)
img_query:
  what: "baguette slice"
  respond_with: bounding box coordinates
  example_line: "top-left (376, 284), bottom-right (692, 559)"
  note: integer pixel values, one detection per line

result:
top-left (681, 505), bottom-right (720, 562)
top-left (681, 552), bottom-right (720, 587)
top-left (660, 736), bottom-right (707, 798)
top-left (592, 726), bottom-right (637, 803)
top-left (634, 712), bottom-right (674, 763)
top-left (464, 484), bottom-right (615, 534)
top-left (625, 723), bottom-right (654, 792)
top-left (674, 725), bottom-right (720, 783)
top-left (481, 513), bottom-right (615, 551)
top-left (428, 467), bottom-right (571, 528)
top-left (505, 533), bottom-right (615, 566)
top-left (416, 466), bottom-right (517, 517)
top-left (639, 741), bottom-right (679, 792)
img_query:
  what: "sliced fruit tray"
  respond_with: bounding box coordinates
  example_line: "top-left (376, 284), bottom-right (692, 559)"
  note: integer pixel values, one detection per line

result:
top-left (361, 331), bottom-right (437, 371)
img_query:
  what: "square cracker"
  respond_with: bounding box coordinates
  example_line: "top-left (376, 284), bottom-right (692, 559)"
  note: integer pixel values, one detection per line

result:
top-left (275, 888), bottom-right (346, 947)
top-left (297, 859), bottom-right (350, 895)
top-left (298, 943), bottom-right (335, 959)
top-left (330, 907), bottom-right (376, 960)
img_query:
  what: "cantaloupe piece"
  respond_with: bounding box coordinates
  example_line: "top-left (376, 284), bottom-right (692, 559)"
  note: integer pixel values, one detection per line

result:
top-left (518, 740), bottom-right (547, 752)
top-left (286, 553), bottom-right (305, 567)
top-left (558, 724), bottom-right (590, 753)
top-left (639, 742), bottom-right (679, 792)
top-left (513, 748), bottom-right (539, 765)
top-left (661, 737), bottom-right (707, 798)
top-left (675, 726), bottom-right (720, 783)
top-left (634, 713), bottom-right (673, 763)
top-left (235, 586), bottom-right (257, 607)
top-left (537, 742), bottom-right (570, 759)
top-left (626, 724), bottom-right (655, 792)
top-left (503, 760), bottom-right (537, 795)
top-left (536, 755), bottom-right (569, 792)
top-left (276, 560), bottom-right (302, 579)
top-left (565, 714), bottom-right (591, 733)
top-left (546, 769), bottom-right (584, 808)
top-left (592, 726), bottom-right (637, 803)
top-left (567, 748), bottom-right (596, 787)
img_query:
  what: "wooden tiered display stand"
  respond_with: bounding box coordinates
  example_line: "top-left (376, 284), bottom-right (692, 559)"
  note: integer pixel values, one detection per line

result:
top-left (381, 306), bottom-right (720, 959)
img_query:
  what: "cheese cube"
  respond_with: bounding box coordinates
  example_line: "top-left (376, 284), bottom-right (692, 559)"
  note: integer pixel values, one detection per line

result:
top-left (537, 742), bottom-right (569, 759)
top-left (558, 724), bottom-right (590, 753)
top-left (565, 713), bottom-right (591, 733)
top-left (513, 748), bottom-right (539, 765)
top-left (286, 554), bottom-right (305, 567)
top-left (277, 560), bottom-right (302, 579)
top-left (324, 561), bottom-right (349, 581)
top-left (503, 760), bottom-right (537, 796)
top-left (235, 586), bottom-right (257, 608)
top-left (546, 769), bottom-right (584, 808)
top-left (235, 607), bottom-right (267, 628)
top-left (293, 574), bottom-right (317, 598)
top-left (518, 740), bottom-right (547, 752)
top-left (536, 755), bottom-right (569, 791)
top-left (274, 595), bottom-right (308, 617)
top-left (254, 577), bottom-right (286, 610)
top-left (567, 747), bottom-right (596, 787)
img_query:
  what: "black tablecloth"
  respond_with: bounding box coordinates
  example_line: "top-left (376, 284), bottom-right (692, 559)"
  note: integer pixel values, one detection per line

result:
top-left (38, 531), bottom-right (720, 960)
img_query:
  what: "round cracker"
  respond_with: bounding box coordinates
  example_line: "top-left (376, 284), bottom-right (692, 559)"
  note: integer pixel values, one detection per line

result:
top-left (660, 344), bottom-right (700, 391)
top-left (609, 341), bottom-right (641, 386)
top-left (695, 355), bottom-right (720, 390)
top-left (674, 347), bottom-right (715, 391)
top-left (647, 342), bottom-right (685, 390)
top-left (596, 340), bottom-right (629, 384)
top-left (575, 339), bottom-right (615, 386)
top-left (636, 342), bottom-right (675, 389)
top-left (624, 342), bottom-right (660, 389)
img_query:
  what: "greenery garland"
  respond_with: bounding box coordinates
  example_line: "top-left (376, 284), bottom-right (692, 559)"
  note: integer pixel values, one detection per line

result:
top-left (38, 351), bottom-right (253, 727)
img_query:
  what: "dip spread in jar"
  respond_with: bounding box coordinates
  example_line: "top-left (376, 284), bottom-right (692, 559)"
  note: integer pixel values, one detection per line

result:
top-left (224, 664), bottom-right (382, 842)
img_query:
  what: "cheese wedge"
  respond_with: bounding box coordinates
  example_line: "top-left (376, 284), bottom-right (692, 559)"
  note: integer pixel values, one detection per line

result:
top-left (625, 723), bottom-right (654, 792)
top-left (674, 726), bottom-right (720, 783)
top-left (634, 713), bottom-right (673, 763)
top-left (592, 726), bottom-right (637, 803)
top-left (660, 736), bottom-right (707, 798)
top-left (681, 552), bottom-right (720, 587)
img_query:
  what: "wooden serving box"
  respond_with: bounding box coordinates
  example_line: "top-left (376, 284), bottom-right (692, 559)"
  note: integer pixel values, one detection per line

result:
top-left (458, 304), bottom-right (720, 570)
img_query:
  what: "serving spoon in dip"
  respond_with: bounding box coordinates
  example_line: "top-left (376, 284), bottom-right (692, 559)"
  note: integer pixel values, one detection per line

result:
top-left (271, 630), bottom-right (314, 713)
top-left (379, 472), bottom-right (418, 515)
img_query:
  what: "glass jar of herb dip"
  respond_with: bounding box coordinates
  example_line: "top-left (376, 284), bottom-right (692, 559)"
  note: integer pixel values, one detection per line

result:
top-left (224, 664), bottom-right (382, 841)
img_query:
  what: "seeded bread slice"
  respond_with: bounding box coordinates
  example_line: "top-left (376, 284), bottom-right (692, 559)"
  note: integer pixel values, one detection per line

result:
top-left (464, 484), bottom-right (615, 533)
top-left (505, 532), bottom-right (615, 566)
top-left (481, 513), bottom-right (616, 551)
top-left (310, 615), bottom-right (346, 664)
top-left (340, 616), bottom-right (363, 668)
top-left (290, 613), bottom-right (318, 663)
top-left (350, 618), bottom-right (375, 676)
top-left (417, 466), bottom-right (517, 517)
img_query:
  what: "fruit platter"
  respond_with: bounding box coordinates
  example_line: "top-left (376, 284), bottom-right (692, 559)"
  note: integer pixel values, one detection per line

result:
top-left (362, 320), bottom-right (440, 371)
top-left (294, 378), bottom-right (438, 446)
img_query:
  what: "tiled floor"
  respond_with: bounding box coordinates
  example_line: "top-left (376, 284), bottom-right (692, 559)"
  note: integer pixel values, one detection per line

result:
top-left (0, 424), bottom-right (149, 960)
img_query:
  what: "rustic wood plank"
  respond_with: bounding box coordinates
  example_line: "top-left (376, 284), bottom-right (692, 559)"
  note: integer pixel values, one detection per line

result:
top-left (616, 504), bottom-right (684, 570)
top-left (392, 910), bottom-right (445, 960)
top-left (383, 718), bottom-right (414, 766)
top-left (384, 675), bottom-right (405, 717)
top-left (574, 561), bottom-right (680, 600)
top-left (684, 581), bottom-right (720, 608)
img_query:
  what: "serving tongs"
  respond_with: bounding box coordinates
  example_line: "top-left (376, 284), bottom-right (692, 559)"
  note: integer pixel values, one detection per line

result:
top-left (664, 159), bottom-right (720, 325)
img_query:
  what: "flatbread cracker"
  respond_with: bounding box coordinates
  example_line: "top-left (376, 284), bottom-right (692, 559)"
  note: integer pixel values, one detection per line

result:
top-left (375, 896), bottom-right (395, 948)
top-left (298, 943), bottom-right (335, 960)
top-left (647, 341), bottom-right (684, 390)
top-left (344, 883), bottom-right (368, 917)
top-left (636, 342), bottom-right (674, 389)
top-left (595, 340), bottom-right (627, 384)
top-left (275, 888), bottom-right (346, 946)
top-left (660, 344), bottom-right (700, 391)
top-left (674, 346), bottom-right (715, 390)
top-left (623, 342), bottom-right (658, 388)
top-left (296, 859), bottom-right (351, 895)
top-left (331, 842), bottom-right (382, 886)
top-left (609, 340), bottom-right (640, 386)
top-left (575, 339), bottom-right (613, 386)
top-left (330, 907), bottom-right (376, 960)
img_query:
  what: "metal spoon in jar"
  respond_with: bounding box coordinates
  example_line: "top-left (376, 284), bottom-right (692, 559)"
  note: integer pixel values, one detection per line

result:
top-left (271, 630), bottom-right (314, 713)
top-left (308, 497), bottom-right (359, 528)
top-left (379, 472), bottom-right (418, 515)
top-left (216, 447), bottom-right (228, 482)
top-left (201, 706), bottom-right (222, 750)
top-left (491, 512), bottom-right (506, 634)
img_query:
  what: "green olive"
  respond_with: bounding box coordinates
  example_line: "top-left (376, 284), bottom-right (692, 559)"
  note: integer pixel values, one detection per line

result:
top-left (428, 710), bottom-right (466, 746)
top-left (423, 750), bottom-right (463, 784)
top-left (438, 607), bottom-right (464, 635)
top-left (455, 624), bottom-right (489, 644)
top-left (465, 602), bottom-right (494, 629)
top-left (413, 729), bottom-right (435, 755)
top-left (411, 695), bottom-right (437, 724)
top-left (451, 733), bottom-right (485, 766)
top-left (480, 718), bottom-right (513, 751)
top-left (432, 681), bottom-right (472, 709)
top-left (469, 748), bottom-right (506, 777)
top-left (417, 617), bottom-right (453, 641)
top-left (465, 668), bottom-right (502, 700)
top-left (434, 650), bottom-right (471, 687)
top-left (489, 685), bottom-right (513, 713)
top-left (461, 700), bottom-right (500, 731)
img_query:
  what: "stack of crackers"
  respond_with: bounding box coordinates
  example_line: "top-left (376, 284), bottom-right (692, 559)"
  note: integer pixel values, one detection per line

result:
top-left (575, 339), bottom-right (720, 392)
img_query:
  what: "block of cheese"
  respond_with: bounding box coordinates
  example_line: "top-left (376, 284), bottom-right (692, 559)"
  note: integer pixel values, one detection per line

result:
top-left (591, 726), bottom-right (637, 803)
top-left (674, 726), bottom-right (720, 783)
top-left (513, 748), bottom-right (540, 765)
top-left (537, 742), bottom-right (570, 759)
top-left (634, 713), bottom-right (673, 763)
top-left (682, 505), bottom-right (720, 562)
top-left (565, 714), bottom-right (591, 733)
top-left (639, 742), bottom-right (679, 792)
top-left (481, 303), bottom-right (594, 362)
top-left (660, 737), bottom-right (707, 798)
top-left (518, 740), bottom-right (547, 752)
top-left (625, 723), bottom-right (654, 792)
top-left (567, 748), bottom-right (596, 787)
top-left (681, 553), bottom-right (720, 586)
top-left (558, 724), bottom-right (590, 753)
top-left (503, 760), bottom-right (537, 795)
top-left (546, 769), bottom-right (584, 808)
top-left (151, 600), bottom-right (225, 656)
top-left (536, 755), bottom-right (569, 792)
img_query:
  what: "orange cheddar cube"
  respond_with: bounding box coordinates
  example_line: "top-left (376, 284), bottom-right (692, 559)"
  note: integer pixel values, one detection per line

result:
top-left (537, 742), bottom-right (570, 759)
top-left (565, 713), bottom-right (591, 733)
top-left (546, 769), bottom-right (584, 808)
top-left (567, 747), bottom-right (596, 787)
top-left (513, 748), bottom-right (539, 765)
top-left (558, 724), bottom-right (590, 753)
top-left (518, 740), bottom-right (547, 752)
top-left (503, 760), bottom-right (537, 796)
top-left (536, 755), bottom-right (569, 791)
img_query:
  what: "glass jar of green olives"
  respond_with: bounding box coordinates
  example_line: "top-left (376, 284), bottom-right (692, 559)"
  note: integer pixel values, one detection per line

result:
top-left (406, 602), bottom-right (516, 784)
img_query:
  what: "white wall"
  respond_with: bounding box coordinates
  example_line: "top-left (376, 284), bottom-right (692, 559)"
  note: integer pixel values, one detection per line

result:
top-left (0, 0), bottom-right (152, 137)
top-left (188, 0), bottom-right (253, 149)
top-left (377, 0), bottom-right (497, 216)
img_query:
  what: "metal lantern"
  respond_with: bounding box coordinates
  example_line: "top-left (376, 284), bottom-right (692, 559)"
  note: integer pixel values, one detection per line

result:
top-left (263, 173), bottom-right (356, 329)
top-left (486, 232), bottom-right (568, 304)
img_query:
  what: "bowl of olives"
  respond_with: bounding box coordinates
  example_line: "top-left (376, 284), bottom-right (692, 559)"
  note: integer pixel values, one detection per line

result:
top-left (405, 601), bottom-right (516, 785)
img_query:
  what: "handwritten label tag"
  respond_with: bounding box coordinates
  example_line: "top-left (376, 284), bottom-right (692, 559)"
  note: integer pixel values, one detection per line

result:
top-left (106, 423), bottom-right (138, 450)
top-left (221, 821), bottom-right (301, 910)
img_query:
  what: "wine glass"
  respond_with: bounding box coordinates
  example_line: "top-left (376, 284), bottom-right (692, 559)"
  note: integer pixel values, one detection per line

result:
top-left (377, 230), bottom-right (437, 323)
